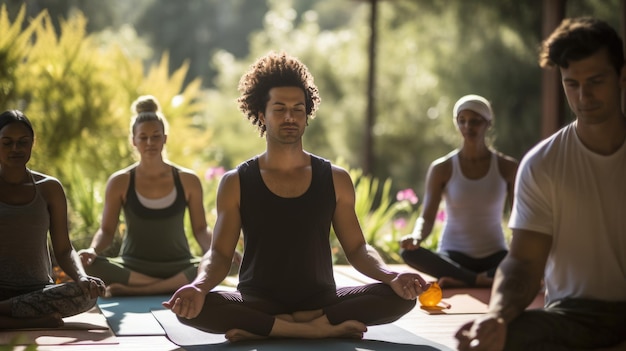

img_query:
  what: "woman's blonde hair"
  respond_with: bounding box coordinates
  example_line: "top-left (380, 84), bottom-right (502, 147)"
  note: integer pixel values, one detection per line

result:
top-left (129, 95), bottom-right (169, 137)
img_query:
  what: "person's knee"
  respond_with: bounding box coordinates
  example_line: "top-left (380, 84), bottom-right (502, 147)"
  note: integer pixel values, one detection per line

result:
top-left (177, 314), bottom-right (224, 334)
top-left (400, 248), bottom-right (427, 268)
top-left (503, 312), bottom-right (546, 351)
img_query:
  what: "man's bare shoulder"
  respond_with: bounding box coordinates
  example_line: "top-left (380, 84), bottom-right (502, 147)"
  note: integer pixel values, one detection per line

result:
top-left (330, 164), bottom-right (353, 184)
top-left (218, 169), bottom-right (240, 189)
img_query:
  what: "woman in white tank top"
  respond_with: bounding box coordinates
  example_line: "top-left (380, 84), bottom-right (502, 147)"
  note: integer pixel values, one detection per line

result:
top-left (400, 95), bottom-right (518, 288)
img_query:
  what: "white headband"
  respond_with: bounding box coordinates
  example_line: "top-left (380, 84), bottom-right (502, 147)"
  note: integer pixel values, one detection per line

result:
top-left (453, 94), bottom-right (493, 122)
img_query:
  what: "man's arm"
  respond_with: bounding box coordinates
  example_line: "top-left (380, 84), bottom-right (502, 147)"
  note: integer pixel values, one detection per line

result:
top-left (489, 229), bottom-right (550, 323)
top-left (164, 170), bottom-right (242, 318)
top-left (456, 229), bottom-right (550, 351)
top-left (330, 166), bottom-right (396, 283)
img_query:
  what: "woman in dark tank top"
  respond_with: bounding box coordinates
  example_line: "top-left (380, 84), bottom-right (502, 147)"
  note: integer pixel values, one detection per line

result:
top-left (0, 109), bottom-right (105, 329)
top-left (78, 95), bottom-right (216, 297)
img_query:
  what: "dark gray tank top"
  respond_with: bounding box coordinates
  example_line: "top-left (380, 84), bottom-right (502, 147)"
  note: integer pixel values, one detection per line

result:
top-left (0, 174), bottom-right (53, 289)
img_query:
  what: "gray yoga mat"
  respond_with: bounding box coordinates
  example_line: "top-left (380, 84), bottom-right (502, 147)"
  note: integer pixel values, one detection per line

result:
top-left (151, 309), bottom-right (454, 351)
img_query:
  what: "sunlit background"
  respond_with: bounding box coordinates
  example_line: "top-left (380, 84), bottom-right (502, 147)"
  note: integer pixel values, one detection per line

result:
top-left (0, 0), bottom-right (620, 259)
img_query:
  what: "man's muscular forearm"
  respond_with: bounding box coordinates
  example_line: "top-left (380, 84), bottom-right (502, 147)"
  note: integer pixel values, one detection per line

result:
top-left (488, 256), bottom-right (543, 324)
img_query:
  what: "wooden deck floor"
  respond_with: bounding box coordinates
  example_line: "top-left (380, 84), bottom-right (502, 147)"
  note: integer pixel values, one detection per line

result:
top-left (4, 264), bottom-right (544, 351)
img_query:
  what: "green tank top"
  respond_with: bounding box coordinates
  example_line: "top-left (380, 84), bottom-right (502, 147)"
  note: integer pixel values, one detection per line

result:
top-left (119, 166), bottom-right (192, 262)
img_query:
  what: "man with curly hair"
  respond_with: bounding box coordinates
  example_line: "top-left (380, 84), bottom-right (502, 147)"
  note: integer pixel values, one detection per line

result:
top-left (164, 51), bottom-right (428, 342)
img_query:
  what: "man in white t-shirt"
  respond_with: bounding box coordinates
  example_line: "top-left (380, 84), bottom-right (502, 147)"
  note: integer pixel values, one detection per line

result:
top-left (455, 17), bottom-right (626, 351)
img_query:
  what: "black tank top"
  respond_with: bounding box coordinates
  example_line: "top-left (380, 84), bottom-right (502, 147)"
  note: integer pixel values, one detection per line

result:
top-left (237, 155), bottom-right (336, 304)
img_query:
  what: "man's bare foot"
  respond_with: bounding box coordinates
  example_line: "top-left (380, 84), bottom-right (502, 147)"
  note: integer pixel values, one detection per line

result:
top-left (291, 310), bottom-right (323, 322)
top-left (0, 313), bottom-right (64, 329)
top-left (276, 310), bottom-right (323, 323)
top-left (309, 317), bottom-right (366, 339)
top-left (275, 314), bottom-right (295, 322)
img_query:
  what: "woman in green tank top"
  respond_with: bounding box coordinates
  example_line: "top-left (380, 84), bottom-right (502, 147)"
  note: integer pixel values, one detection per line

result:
top-left (78, 95), bottom-right (218, 297)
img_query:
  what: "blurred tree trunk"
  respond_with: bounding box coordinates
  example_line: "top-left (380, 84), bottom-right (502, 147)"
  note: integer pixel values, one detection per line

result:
top-left (541, 0), bottom-right (565, 139)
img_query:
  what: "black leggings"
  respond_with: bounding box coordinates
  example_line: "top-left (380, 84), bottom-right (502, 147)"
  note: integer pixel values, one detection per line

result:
top-left (504, 298), bottom-right (626, 350)
top-left (401, 248), bottom-right (507, 286)
top-left (178, 283), bottom-right (416, 336)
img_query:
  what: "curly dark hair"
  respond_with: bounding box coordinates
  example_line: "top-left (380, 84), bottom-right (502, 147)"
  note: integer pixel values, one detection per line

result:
top-left (539, 17), bottom-right (624, 74)
top-left (237, 51), bottom-right (321, 137)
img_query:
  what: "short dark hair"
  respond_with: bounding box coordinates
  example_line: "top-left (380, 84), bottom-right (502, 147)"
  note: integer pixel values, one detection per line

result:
top-left (0, 110), bottom-right (34, 137)
top-left (237, 51), bottom-right (321, 137)
top-left (539, 17), bottom-right (624, 74)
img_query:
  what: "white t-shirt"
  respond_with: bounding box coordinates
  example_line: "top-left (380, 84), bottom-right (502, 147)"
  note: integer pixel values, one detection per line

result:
top-left (509, 123), bottom-right (626, 304)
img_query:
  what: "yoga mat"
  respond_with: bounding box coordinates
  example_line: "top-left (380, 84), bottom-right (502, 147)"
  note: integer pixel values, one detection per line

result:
top-left (419, 294), bottom-right (488, 315)
top-left (97, 295), bottom-right (170, 336)
top-left (152, 309), bottom-right (454, 351)
top-left (97, 286), bottom-right (235, 336)
top-left (0, 328), bottom-right (117, 346)
top-left (0, 307), bottom-right (117, 346)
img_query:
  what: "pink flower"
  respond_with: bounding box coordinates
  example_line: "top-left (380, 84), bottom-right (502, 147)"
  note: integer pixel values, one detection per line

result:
top-left (205, 166), bottom-right (226, 182)
top-left (436, 209), bottom-right (446, 223)
top-left (394, 218), bottom-right (408, 230)
top-left (396, 188), bottom-right (418, 204)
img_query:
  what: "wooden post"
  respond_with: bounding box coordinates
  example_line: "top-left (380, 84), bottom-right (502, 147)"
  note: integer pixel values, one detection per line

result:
top-left (540, 0), bottom-right (566, 139)
top-left (621, 0), bottom-right (626, 114)
top-left (364, 0), bottom-right (378, 175)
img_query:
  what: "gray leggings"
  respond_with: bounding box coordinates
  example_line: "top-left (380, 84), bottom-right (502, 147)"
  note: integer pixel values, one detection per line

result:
top-left (1, 283), bottom-right (97, 318)
top-left (505, 298), bottom-right (626, 350)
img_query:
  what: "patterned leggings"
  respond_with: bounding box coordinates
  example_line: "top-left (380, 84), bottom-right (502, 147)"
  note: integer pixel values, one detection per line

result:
top-left (2, 283), bottom-right (97, 318)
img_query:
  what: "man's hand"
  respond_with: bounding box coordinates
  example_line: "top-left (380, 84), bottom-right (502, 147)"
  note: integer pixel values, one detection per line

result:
top-left (390, 272), bottom-right (429, 300)
top-left (455, 314), bottom-right (507, 351)
top-left (162, 284), bottom-right (206, 319)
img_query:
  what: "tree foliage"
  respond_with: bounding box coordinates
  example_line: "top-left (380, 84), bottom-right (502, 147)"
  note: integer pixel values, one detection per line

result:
top-left (1, 0), bottom-right (622, 259)
top-left (0, 4), bottom-right (210, 245)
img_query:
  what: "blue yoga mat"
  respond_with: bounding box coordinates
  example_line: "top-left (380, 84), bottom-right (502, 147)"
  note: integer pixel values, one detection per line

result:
top-left (151, 309), bottom-right (453, 351)
top-left (97, 295), bottom-right (171, 336)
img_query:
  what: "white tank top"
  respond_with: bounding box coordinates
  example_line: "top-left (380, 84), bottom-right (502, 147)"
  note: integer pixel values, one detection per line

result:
top-left (438, 151), bottom-right (508, 257)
